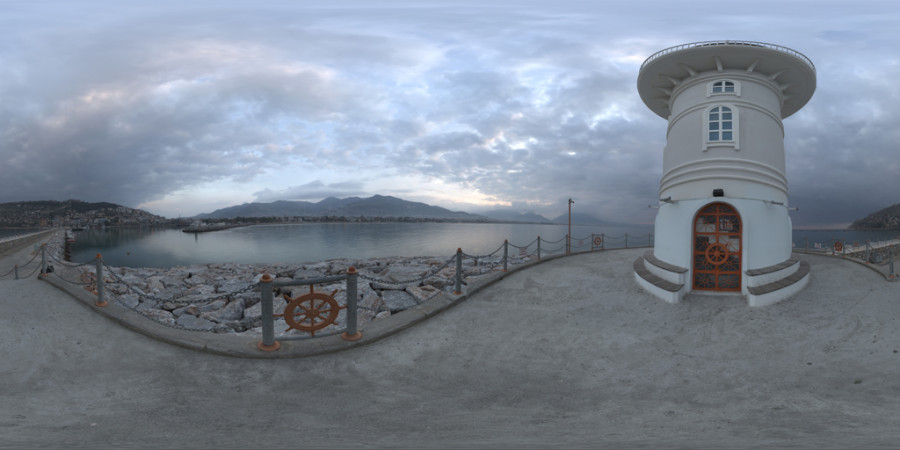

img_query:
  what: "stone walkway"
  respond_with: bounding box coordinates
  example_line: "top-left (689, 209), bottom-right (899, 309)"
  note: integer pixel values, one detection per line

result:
top-left (2, 246), bottom-right (899, 448)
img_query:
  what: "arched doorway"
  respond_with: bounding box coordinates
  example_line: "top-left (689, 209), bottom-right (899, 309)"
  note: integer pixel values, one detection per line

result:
top-left (693, 202), bottom-right (741, 291)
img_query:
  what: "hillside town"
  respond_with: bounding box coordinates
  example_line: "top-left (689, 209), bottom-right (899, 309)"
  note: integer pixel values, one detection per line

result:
top-left (0, 200), bottom-right (175, 228)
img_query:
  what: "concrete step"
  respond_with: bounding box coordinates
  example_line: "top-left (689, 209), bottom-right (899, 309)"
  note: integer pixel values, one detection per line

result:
top-left (633, 256), bottom-right (683, 292)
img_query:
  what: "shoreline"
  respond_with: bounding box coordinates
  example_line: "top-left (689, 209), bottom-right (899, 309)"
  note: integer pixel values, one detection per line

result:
top-left (46, 231), bottom-right (538, 336)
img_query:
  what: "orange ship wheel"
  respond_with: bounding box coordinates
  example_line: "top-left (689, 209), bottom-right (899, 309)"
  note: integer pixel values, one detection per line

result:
top-left (275, 286), bottom-right (345, 336)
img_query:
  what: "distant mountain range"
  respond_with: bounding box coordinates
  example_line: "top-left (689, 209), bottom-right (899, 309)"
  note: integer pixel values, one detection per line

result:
top-left (479, 210), bottom-right (553, 223)
top-left (197, 195), bottom-right (618, 225)
top-left (197, 195), bottom-right (487, 221)
top-left (849, 203), bottom-right (900, 230)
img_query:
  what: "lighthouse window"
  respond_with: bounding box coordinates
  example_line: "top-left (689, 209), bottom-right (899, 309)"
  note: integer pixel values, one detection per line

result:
top-left (707, 80), bottom-right (740, 97)
top-left (707, 106), bottom-right (735, 143)
top-left (712, 81), bottom-right (735, 93)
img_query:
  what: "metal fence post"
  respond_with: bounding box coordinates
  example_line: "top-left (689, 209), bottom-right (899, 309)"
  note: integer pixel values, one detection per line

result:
top-left (537, 236), bottom-right (542, 260)
top-left (453, 248), bottom-right (463, 295)
top-left (95, 254), bottom-right (108, 307)
top-left (40, 244), bottom-right (47, 277)
top-left (257, 274), bottom-right (280, 352)
top-left (566, 234), bottom-right (570, 255)
top-left (342, 267), bottom-right (362, 341)
top-left (502, 240), bottom-right (508, 272)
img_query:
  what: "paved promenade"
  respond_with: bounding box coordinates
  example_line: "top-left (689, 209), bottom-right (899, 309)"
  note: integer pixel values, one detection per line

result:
top-left (2, 242), bottom-right (899, 448)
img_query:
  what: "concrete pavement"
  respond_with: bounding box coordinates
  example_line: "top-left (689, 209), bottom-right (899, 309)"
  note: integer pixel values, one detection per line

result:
top-left (2, 244), bottom-right (900, 448)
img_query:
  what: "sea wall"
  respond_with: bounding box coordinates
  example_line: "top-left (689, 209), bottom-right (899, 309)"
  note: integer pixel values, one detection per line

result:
top-left (67, 251), bottom-right (535, 336)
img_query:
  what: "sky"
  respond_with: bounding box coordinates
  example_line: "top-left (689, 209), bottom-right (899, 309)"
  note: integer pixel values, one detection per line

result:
top-left (1, 0), bottom-right (897, 227)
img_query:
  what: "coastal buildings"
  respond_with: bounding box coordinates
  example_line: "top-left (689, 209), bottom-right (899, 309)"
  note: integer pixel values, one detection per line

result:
top-left (633, 41), bottom-right (816, 306)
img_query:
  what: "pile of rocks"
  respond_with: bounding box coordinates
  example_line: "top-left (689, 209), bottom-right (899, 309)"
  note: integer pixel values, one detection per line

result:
top-left (74, 253), bottom-right (536, 336)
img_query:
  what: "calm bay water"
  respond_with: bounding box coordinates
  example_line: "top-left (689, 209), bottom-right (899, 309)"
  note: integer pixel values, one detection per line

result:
top-left (64, 223), bottom-right (899, 269)
top-left (0, 228), bottom-right (40, 239)
top-left (69, 222), bottom-right (653, 268)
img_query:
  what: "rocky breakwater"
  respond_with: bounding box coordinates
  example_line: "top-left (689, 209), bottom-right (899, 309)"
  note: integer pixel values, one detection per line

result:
top-left (76, 253), bottom-right (536, 337)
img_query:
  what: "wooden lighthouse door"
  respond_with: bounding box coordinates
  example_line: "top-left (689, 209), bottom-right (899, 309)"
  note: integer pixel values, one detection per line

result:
top-left (692, 203), bottom-right (741, 291)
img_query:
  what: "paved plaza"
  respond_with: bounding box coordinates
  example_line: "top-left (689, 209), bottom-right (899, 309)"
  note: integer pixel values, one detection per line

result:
top-left (2, 238), bottom-right (899, 448)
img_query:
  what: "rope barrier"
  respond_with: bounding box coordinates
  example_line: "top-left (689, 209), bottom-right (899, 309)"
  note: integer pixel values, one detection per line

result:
top-left (47, 268), bottom-right (95, 286)
top-left (0, 247), bottom-right (45, 279)
top-left (508, 237), bottom-right (538, 250)
top-left (541, 244), bottom-right (567, 254)
top-left (460, 241), bottom-right (506, 259)
top-left (48, 253), bottom-right (96, 268)
top-left (37, 228), bottom-right (655, 335)
top-left (357, 254), bottom-right (456, 286)
top-left (20, 264), bottom-right (42, 279)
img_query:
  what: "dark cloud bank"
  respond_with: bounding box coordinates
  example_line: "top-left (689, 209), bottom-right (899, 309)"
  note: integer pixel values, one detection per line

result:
top-left (1, 1), bottom-right (897, 227)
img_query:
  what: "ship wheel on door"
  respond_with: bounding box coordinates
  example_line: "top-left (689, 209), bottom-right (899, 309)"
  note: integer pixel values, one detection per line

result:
top-left (692, 202), bottom-right (741, 291)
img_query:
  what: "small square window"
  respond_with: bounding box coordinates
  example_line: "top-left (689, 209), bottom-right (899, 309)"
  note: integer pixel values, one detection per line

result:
top-left (722, 132), bottom-right (733, 140)
top-left (709, 132), bottom-right (719, 140)
top-left (713, 85), bottom-right (722, 93)
top-left (710, 113), bottom-right (719, 120)
top-left (722, 122), bottom-right (732, 130)
top-left (724, 84), bottom-right (735, 92)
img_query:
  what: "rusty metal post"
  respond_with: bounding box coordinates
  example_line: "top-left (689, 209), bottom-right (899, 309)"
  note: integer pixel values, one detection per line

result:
top-left (342, 267), bottom-right (362, 341)
top-left (537, 236), bottom-right (541, 260)
top-left (39, 244), bottom-right (47, 277)
top-left (502, 240), bottom-right (508, 272)
top-left (257, 274), bottom-right (280, 352)
top-left (567, 198), bottom-right (573, 254)
top-left (453, 248), bottom-right (463, 295)
top-left (95, 254), bottom-right (108, 307)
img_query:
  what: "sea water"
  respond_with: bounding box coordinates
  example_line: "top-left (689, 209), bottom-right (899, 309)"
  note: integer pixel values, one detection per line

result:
top-left (67, 222), bottom-right (653, 268)
top-left (62, 223), bottom-right (898, 268)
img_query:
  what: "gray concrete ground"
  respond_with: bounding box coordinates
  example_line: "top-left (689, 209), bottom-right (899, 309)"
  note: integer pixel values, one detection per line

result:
top-left (2, 240), bottom-right (899, 448)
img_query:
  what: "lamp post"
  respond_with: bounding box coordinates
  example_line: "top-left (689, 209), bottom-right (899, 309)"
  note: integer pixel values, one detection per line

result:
top-left (567, 198), bottom-right (574, 254)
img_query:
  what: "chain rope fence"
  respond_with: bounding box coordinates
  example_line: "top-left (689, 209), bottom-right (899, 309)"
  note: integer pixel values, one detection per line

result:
top-left (31, 230), bottom-right (655, 338)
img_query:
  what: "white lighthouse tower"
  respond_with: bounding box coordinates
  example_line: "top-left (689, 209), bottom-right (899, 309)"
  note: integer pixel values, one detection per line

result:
top-left (633, 41), bottom-right (816, 306)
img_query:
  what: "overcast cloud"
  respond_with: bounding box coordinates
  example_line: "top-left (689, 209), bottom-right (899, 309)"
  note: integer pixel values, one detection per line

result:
top-left (1, 0), bottom-right (897, 227)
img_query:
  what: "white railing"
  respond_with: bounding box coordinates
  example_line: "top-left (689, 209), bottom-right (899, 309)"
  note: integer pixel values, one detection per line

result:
top-left (641, 40), bottom-right (815, 73)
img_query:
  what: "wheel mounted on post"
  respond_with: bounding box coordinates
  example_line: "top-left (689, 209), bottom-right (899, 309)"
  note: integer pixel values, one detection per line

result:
top-left (275, 285), bottom-right (345, 336)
